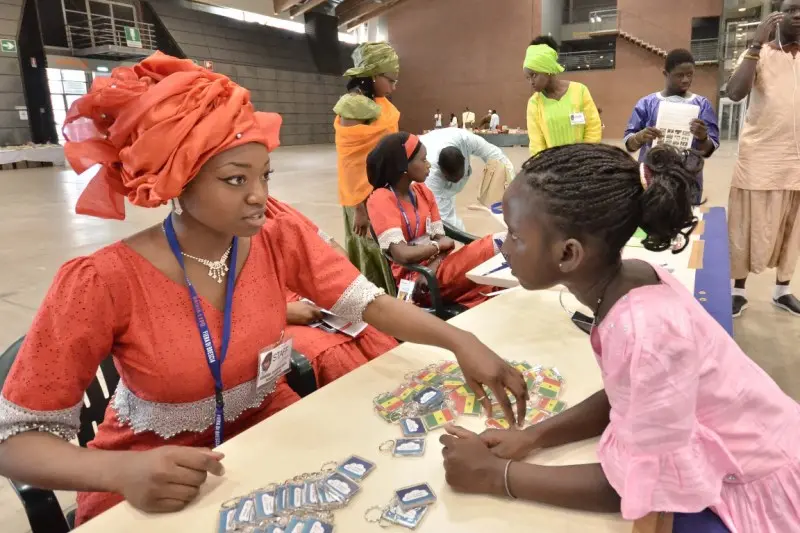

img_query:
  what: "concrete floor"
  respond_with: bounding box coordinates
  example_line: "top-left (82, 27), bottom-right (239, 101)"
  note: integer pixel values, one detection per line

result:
top-left (0, 141), bottom-right (797, 532)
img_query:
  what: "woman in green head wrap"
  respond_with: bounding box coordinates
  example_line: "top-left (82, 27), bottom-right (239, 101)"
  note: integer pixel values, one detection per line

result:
top-left (334, 41), bottom-right (401, 295)
top-left (524, 36), bottom-right (602, 156)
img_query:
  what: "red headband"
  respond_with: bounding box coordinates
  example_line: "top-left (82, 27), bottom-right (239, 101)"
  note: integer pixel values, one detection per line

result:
top-left (404, 134), bottom-right (420, 159)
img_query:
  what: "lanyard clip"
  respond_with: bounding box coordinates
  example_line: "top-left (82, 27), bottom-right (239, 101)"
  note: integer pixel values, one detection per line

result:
top-left (214, 388), bottom-right (224, 408)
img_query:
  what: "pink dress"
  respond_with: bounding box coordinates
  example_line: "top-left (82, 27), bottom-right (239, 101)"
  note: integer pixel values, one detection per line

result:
top-left (591, 267), bottom-right (800, 533)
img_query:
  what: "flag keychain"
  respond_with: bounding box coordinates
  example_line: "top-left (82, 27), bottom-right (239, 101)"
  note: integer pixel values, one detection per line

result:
top-left (379, 437), bottom-right (426, 457)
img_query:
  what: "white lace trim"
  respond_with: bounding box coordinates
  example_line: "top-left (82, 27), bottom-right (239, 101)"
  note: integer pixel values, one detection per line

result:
top-left (430, 220), bottom-right (445, 237)
top-left (0, 394), bottom-right (82, 443)
top-left (377, 227), bottom-right (406, 251)
top-left (112, 377), bottom-right (277, 439)
top-left (317, 229), bottom-right (333, 244)
top-left (330, 275), bottom-right (385, 324)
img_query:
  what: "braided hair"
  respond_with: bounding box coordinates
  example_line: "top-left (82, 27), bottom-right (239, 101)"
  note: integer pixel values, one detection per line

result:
top-left (519, 143), bottom-right (700, 258)
top-left (367, 132), bottom-right (420, 190)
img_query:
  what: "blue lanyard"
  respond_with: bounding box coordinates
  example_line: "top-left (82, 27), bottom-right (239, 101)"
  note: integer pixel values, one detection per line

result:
top-left (163, 214), bottom-right (238, 447)
top-left (389, 186), bottom-right (420, 240)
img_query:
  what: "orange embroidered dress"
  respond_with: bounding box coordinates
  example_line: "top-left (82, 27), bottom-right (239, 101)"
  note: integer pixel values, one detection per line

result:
top-left (266, 197), bottom-right (398, 385)
top-left (0, 214), bottom-right (384, 524)
top-left (367, 182), bottom-right (501, 308)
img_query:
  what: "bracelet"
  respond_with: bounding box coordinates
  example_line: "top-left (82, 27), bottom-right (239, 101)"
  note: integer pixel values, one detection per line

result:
top-left (743, 54), bottom-right (761, 61)
top-left (750, 42), bottom-right (763, 49)
top-left (431, 240), bottom-right (440, 255)
top-left (504, 459), bottom-right (517, 499)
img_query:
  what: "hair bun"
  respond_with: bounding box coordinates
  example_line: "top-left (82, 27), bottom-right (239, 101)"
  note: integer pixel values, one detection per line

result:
top-left (638, 145), bottom-right (700, 252)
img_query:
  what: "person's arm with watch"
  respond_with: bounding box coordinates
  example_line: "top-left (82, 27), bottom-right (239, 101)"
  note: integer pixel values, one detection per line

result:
top-left (727, 12), bottom-right (783, 102)
top-left (387, 239), bottom-right (441, 265)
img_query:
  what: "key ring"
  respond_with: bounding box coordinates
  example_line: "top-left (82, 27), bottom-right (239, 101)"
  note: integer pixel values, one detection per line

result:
top-left (364, 505), bottom-right (392, 528)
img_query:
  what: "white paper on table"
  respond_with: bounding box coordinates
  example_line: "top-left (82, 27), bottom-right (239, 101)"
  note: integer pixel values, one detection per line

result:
top-left (653, 101), bottom-right (700, 150)
top-left (302, 299), bottom-right (368, 338)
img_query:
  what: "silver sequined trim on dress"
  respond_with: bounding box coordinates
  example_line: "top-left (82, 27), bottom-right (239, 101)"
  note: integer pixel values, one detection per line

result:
top-left (377, 228), bottom-right (406, 251)
top-left (430, 220), bottom-right (445, 237)
top-left (0, 394), bottom-right (82, 443)
top-left (330, 274), bottom-right (385, 325)
top-left (112, 377), bottom-right (277, 439)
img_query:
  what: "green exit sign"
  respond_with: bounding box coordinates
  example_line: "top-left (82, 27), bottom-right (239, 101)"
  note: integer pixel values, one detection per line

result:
top-left (0, 39), bottom-right (16, 53)
top-left (124, 26), bottom-right (142, 48)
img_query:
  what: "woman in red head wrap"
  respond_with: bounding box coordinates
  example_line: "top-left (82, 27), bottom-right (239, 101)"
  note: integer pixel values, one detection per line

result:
top-left (0, 53), bottom-right (527, 524)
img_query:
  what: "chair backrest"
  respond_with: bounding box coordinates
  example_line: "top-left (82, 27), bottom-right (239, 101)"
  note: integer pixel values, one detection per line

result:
top-left (0, 336), bottom-right (119, 448)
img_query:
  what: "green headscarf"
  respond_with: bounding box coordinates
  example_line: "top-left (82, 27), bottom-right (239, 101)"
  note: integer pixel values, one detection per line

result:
top-left (523, 44), bottom-right (564, 75)
top-left (333, 93), bottom-right (382, 121)
top-left (343, 42), bottom-right (400, 78)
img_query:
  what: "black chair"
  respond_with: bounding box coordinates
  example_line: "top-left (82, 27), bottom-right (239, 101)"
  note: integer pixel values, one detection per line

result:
top-left (0, 336), bottom-right (316, 533)
top-left (368, 220), bottom-right (479, 321)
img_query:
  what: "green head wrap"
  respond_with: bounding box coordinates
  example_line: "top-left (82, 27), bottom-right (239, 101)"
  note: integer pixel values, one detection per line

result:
top-left (523, 44), bottom-right (564, 75)
top-left (343, 42), bottom-right (400, 78)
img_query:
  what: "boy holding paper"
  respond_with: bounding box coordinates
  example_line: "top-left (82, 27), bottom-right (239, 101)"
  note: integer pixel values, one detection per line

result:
top-left (624, 49), bottom-right (719, 198)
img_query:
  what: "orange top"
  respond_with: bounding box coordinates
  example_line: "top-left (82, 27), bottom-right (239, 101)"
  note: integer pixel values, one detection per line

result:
top-left (0, 213), bottom-right (380, 525)
top-left (335, 97), bottom-right (400, 206)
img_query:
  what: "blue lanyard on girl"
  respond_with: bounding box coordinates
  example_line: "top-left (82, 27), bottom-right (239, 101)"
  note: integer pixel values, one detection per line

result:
top-left (163, 214), bottom-right (238, 448)
top-left (389, 185), bottom-right (420, 240)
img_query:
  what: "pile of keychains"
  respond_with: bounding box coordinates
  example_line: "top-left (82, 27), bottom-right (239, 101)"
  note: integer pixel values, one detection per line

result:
top-left (373, 360), bottom-right (567, 433)
top-left (216, 455), bottom-right (377, 532)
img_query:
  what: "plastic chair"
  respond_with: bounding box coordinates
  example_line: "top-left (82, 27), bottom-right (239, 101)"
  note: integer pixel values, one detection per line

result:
top-left (368, 220), bottom-right (479, 321)
top-left (0, 336), bottom-right (316, 533)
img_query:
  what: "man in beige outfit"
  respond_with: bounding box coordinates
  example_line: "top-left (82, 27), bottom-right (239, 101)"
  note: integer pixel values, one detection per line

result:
top-left (726, 2), bottom-right (800, 318)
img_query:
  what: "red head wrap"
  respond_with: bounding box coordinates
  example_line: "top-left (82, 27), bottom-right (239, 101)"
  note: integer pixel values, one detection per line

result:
top-left (64, 52), bottom-right (282, 220)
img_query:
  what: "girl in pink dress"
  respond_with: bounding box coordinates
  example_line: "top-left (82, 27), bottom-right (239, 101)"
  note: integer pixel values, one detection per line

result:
top-left (439, 143), bottom-right (800, 533)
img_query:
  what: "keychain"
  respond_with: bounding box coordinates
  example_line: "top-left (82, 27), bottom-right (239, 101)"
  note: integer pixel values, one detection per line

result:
top-left (380, 437), bottom-right (426, 457)
top-left (217, 500), bottom-right (240, 533)
top-left (335, 455), bottom-right (376, 482)
top-left (364, 500), bottom-right (430, 530)
top-left (394, 483), bottom-right (437, 511)
top-left (400, 417), bottom-right (427, 437)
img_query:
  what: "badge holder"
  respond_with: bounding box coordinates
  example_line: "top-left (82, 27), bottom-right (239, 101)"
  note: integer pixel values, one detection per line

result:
top-left (379, 438), bottom-right (426, 457)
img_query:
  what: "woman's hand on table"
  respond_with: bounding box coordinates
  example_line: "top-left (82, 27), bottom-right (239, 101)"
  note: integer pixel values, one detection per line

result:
top-left (453, 333), bottom-right (528, 425)
top-left (481, 426), bottom-right (542, 461)
top-left (287, 301), bottom-right (323, 326)
top-left (115, 446), bottom-right (225, 513)
top-left (441, 425), bottom-right (506, 496)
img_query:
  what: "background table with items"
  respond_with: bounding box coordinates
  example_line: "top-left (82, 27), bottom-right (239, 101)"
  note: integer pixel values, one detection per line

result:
top-left (74, 289), bottom-right (639, 532)
top-left (473, 132), bottom-right (529, 148)
top-left (467, 206), bottom-right (733, 336)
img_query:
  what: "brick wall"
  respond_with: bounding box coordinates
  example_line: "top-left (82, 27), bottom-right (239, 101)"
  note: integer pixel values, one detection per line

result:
top-left (0, 0), bottom-right (28, 146)
top-left (148, 0), bottom-right (348, 145)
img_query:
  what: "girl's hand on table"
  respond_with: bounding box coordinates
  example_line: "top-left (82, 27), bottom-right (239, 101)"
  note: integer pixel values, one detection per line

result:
top-left (115, 446), bottom-right (225, 513)
top-left (441, 425), bottom-right (506, 496)
top-left (453, 334), bottom-right (528, 425)
top-left (481, 426), bottom-right (542, 461)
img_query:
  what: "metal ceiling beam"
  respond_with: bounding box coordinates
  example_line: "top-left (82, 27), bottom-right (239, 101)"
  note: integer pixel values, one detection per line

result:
top-left (344, 0), bottom-right (407, 30)
top-left (288, 0), bottom-right (328, 17)
top-left (273, 0), bottom-right (305, 13)
top-left (336, 0), bottom-right (381, 25)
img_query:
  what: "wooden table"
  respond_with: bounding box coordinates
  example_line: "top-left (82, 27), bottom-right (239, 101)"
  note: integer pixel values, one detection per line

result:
top-left (74, 290), bottom-right (633, 532)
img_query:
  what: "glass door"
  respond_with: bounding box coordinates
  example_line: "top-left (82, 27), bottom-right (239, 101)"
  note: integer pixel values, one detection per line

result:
top-left (46, 68), bottom-right (89, 144)
top-left (718, 97), bottom-right (747, 141)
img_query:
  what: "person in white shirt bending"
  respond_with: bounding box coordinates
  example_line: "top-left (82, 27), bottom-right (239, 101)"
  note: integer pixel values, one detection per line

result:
top-left (420, 128), bottom-right (515, 230)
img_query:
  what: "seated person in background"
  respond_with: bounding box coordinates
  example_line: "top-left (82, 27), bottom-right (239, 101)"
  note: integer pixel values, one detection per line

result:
top-left (366, 132), bottom-right (505, 309)
top-left (624, 48), bottom-right (719, 199)
top-left (440, 143), bottom-right (800, 533)
top-left (420, 127), bottom-right (515, 230)
top-left (449, 113), bottom-right (459, 127)
top-left (0, 54), bottom-right (528, 526)
top-left (475, 110), bottom-right (493, 130)
top-left (266, 197), bottom-right (398, 386)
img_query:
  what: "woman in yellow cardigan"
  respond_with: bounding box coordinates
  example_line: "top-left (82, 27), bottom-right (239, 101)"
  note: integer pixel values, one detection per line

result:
top-left (524, 43), bottom-right (602, 155)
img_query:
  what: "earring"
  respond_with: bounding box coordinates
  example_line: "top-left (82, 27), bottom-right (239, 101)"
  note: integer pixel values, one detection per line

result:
top-left (559, 263), bottom-right (563, 271)
top-left (173, 198), bottom-right (183, 215)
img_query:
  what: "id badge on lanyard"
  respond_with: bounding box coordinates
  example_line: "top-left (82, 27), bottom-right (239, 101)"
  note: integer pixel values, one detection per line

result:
top-left (257, 332), bottom-right (293, 390)
top-left (163, 214), bottom-right (238, 448)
